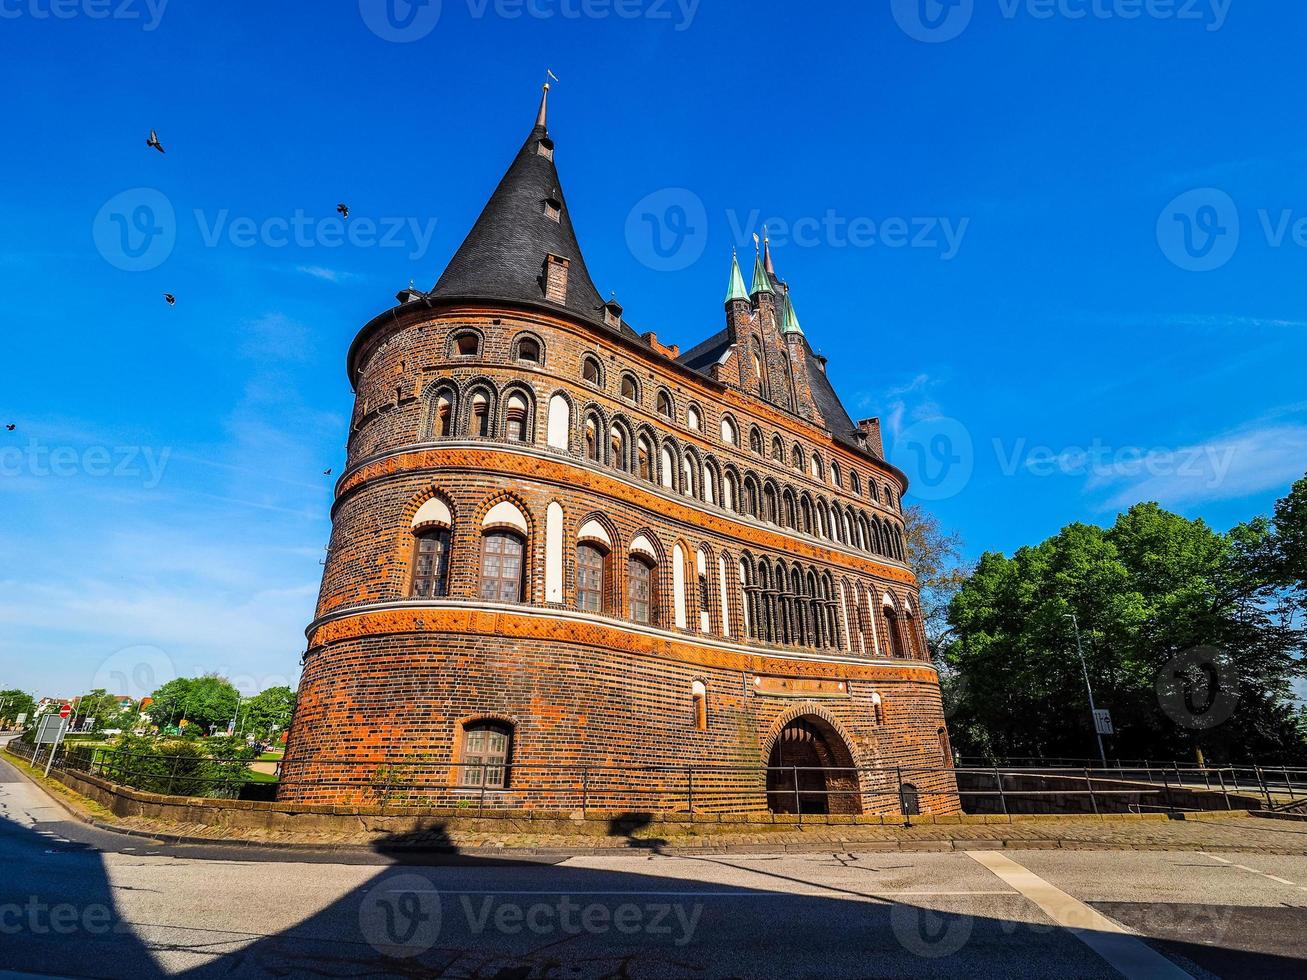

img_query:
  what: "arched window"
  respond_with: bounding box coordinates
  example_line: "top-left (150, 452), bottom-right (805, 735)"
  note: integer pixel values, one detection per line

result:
top-left (609, 425), bottom-right (627, 470)
top-left (884, 600), bottom-right (907, 658)
top-left (460, 721), bottom-right (511, 789)
top-left (479, 531), bottom-right (524, 603)
top-left (430, 386), bottom-right (457, 438)
top-left (585, 415), bottom-right (601, 462)
top-left (410, 527), bottom-right (451, 598)
top-left (628, 555), bottom-right (655, 624)
top-left (637, 434), bottom-right (655, 481)
top-left (546, 394), bottom-right (570, 450)
top-left (656, 390), bottom-right (674, 419)
top-left (703, 461), bottom-right (719, 506)
top-left (691, 680), bottom-right (707, 730)
top-left (810, 455), bottom-right (824, 481)
top-left (687, 404), bottom-right (703, 431)
top-left (723, 469), bottom-right (738, 511)
top-left (620, 372), bottom-right (639, 402)
top-left (513, 334), bottom-right (542, 364)
top-left (720, 415), bottom-right (738, 446)
top-left (749, 427), bottom-right (763, 455)
top-left (831, 461), bottom-right (843, 488)
top-left (680, 454), bottom-right (696, 497)
top-left (582, 355), bottom-right (603, 386)
top-left (696, 548), bottom-right (711, 633)
top-left (791, 444), bottom-right (804, 470)
top-left (850, 470), bottom-right (862, 495)
top-left (451, 330), bottom-right (481, 357)
top-left (660, 443), bottom-right (676, 489)
top-left (751, 338), bottom-right (769, 399)
top-left (504, 392), bottom-right (530, 442)
top-left (576, 542), bottom-right (606, 613)
top-left (470, 393), bottom-right (491, 437)
top-left (771, 436), bottom-right (784, 462)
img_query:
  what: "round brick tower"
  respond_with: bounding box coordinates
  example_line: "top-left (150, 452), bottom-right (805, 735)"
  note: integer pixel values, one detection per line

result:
top-left (279, 88), bottom-right (958, 815)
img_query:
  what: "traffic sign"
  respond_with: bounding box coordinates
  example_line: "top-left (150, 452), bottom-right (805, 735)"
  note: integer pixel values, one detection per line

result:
top-left (58, 704), bottom-right (72, 719)
top-left (1093, 708), bottom-right (1114, 736)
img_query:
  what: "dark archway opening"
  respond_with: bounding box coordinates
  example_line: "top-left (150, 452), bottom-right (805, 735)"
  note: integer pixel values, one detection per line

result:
top-left (765, 716), bottom-right (861, 815)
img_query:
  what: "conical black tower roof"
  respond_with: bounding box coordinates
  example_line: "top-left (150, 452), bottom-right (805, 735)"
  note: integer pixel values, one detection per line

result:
top-left (430, 87), bottom-right (621, 332)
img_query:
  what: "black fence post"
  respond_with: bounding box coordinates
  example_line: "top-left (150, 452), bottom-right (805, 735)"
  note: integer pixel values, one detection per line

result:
top-left (792, 766), bottom-right (801, 823)
top-left (1256, 766), bottom-right (1273, 809)
top-left (994, 766), bottom-right (1008, 817)
top-left (1216, 768), bottom-right (1231, 810)
top-left (1085, 768), bottom-right (1099, 816)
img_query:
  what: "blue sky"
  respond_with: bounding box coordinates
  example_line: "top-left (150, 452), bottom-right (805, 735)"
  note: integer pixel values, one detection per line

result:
top-left (1, 1), bottom-right (1304, 699)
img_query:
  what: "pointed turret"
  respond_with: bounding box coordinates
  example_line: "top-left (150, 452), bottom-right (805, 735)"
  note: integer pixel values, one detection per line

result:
top-left (762, 228), bottom-right (776, 276)
top-left (780, 290), bottom-right (804, 336)
top-left (428, 84), bottom-right (614, 330)
top-left (724, 249), bottom-right (749, 305)
top-left (749, 247), bottom-right (773, 296)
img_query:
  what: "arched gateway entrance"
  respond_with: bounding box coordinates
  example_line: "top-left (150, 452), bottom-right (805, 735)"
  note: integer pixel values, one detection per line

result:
top-left (765, 716), bottom-right (862, 815)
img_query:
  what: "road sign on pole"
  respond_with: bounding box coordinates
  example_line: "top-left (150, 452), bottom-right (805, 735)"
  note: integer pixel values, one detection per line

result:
top-left (58, 704), bottom-right (72, 719)
top-left (1093, 709), bottom-right (1114, 736)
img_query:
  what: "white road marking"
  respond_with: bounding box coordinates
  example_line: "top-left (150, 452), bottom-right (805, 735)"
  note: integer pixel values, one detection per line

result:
top-left (968, 851), bottom-right (1193, 980)
top-left (1265, 875), bottom-right (1296, 885)
top-left (1232, 864), bottom-right (1263, 873)
top-left (1202, 853), bottom-right (1300, 889)
top-left (1199, 853), bottom-right (1231, 864)
top-left (368, 888), bottom-right (1018, 898)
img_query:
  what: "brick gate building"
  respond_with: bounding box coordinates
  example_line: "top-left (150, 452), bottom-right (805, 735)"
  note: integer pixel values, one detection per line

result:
top-left (279, 88), bottom-right (958, 815)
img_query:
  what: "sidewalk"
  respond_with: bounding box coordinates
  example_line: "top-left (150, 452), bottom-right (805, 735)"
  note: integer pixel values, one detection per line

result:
top-left (7, 749), bottom-right (1307, 857)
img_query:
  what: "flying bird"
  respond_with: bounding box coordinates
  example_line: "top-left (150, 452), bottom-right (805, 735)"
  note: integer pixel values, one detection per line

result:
top-left (5, 424), bottom-right (14, 432)
top-left (336, 203), bottom-right (349, 219)
top-left (163, 293), bottom-right (176, 306)
top-left (323, 468), bottom-right (333, 476)
top-left (147, 129), bottom-right (165, 154)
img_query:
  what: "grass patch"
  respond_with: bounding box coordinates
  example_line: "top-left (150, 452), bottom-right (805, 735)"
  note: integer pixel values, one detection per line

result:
top-left (243, 769), bottom-right (280, 784)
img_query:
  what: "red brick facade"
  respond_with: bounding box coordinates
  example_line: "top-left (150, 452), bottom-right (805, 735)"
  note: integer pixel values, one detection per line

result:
top-left (280, 93), bottom-right (958, 815)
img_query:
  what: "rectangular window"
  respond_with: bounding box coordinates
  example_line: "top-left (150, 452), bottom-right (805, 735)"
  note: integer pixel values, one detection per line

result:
top-left (577, 544), bottom-right (605, 613)
top-left (461, 725), bottom-right (510, 788)
top-left (480, 533), bottom-right (523, 603)
top-left (628, 558), bottom-right (653, 624)
top-left (411, 529), bottom-right (451, 598)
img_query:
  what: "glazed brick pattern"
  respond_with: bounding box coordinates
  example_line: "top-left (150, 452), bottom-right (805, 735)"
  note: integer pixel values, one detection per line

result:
top-left (288, 295), bottom-right (958, 814)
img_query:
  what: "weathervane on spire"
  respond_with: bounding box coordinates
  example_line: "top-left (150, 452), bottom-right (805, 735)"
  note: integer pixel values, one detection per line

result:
top-left (752, 232), bottom-right (760, 252)
top-left (536, 70), bottom-right (559, 128)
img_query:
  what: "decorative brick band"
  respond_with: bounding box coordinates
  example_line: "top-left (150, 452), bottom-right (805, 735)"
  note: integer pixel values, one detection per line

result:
top-left (305, 603), bottom-right (938, 683)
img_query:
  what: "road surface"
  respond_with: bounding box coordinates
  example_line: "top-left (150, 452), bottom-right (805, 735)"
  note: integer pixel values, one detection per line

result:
top-left (2, 753), bottom-right (1305, 978)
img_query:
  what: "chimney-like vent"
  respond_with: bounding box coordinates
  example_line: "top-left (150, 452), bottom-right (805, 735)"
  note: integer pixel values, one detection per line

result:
top-left (603, 296), bottom-right (624, 329)
top-left (543, 197), bottom-right (562, 222)
top-left (542, 254), bottom-right (570, 304)
top-left (537, 137), bottom-right (554, 160)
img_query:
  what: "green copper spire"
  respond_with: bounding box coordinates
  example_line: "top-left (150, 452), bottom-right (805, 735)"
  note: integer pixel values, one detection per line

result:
top-left (724, 249), bottom-right (749, 304)
top-left (750, 248), bottom-right (773, 296)
top-left (780, 290), bottom-right (804, 336)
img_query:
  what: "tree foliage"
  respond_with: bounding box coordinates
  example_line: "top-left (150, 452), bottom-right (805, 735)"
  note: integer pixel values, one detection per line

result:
top-left (944, 479), bottom-right (1307, 764)
top-left (242, 686), bottom-right (295, 739)
top-left (147, 675), bottom-right (240, 734)
top-left (903, 503), bottom-right (971, 655)
top-left (0, 689), bottom-right (36, 726)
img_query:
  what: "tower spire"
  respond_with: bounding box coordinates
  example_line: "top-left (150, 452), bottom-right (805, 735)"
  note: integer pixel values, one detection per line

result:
top-left (763, 226), bottom-right (775, 276)
top-left (724, 248), bottom-right (749, 305)
top-left (535, 81), bottom-right (550, 130)
top-left (749, 234), bottom-right (773, 296)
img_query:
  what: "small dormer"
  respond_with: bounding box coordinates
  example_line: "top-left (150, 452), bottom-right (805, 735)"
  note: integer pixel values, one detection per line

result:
top-left (542, 253), bottom-right (570, 303)
top-left (543, 196), bottom-right (562, 222)
top-left (603, 296), bottom-right (623, 330)
top-left (536, 135), bottom-right (554, 161)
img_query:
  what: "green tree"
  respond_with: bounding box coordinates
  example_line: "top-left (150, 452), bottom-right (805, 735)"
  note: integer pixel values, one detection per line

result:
top-left (944, 483), bottom-right (1307, 765)
top-left (0, 689), bottom-right (36, 727)
top-left (147, 675), bottom-right (240, 734)
top-left (902, 503), bottom-right (971, 656)
top-left (241, 686), bottom-right (295, 740)
top-left (70, 690), bottom-right (129, 733)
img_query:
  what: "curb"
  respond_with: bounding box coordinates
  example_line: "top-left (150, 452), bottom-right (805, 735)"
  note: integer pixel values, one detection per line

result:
top-left (5, 751), bottom-right (1302, 859)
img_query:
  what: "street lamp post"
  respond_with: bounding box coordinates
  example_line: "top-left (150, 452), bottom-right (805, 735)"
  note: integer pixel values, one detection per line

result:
top-left (1065, 612), bottom-right (1108, 768)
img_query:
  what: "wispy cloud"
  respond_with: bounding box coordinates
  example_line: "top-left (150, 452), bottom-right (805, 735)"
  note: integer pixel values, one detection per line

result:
top-left (296, 265), bottom-right (358, 284)
top-left (1086, 420), bottom-right (1307, 511)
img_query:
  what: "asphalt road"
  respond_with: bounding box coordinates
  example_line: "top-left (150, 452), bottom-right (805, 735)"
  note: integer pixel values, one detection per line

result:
top-left (2, 754), bottom-right (1306, 979)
